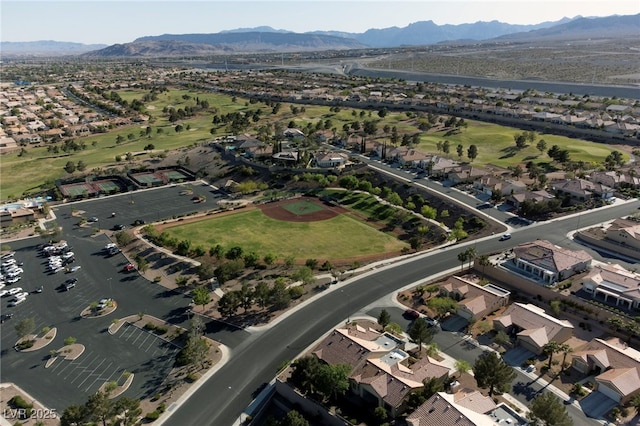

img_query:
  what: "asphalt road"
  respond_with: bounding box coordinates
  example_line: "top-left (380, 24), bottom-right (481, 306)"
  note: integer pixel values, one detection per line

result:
top-left (165, 201), bottom-right (639, 426)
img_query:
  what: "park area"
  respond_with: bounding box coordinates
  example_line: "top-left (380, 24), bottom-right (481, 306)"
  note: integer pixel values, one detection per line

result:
top-left (158, 198), bottom-right (408, 263)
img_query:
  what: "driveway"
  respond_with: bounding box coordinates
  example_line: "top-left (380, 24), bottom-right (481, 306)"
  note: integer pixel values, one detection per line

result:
top-left (579, 391), bottom-right (618, 418)
top-left (502, 346), bottom-right (536, 367)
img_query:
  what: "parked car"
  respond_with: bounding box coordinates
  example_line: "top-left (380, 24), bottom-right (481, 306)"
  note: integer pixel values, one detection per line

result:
top-left (113, 224), bottom-right (126, 231)
top-left (10, 292), bottom-right (29, 302)
top-left (123, 263), bottom-right (135, 272)
top-left (68, 265), bottom-right (82, 273)
top-left (1, 253), bottom-right (15, 260)
top-left (6, 276), bottom-right (21, 284)
top-left (7, 287), bottom-right (24, 296)
top-left (499, 233), bottom-right (512, 241)
top-left (88, 216), bottom-right (99, 223)
top-left (133, 219), bottom-right (146, 226)
top-left (97, 298), bottom-right (113, 310)
top-left (64, 281), bottom-right (76, 291)
top-left (0, 289), bottom-right (10, 297)
top-left (403, 309), bottom-right (421, 319)
top-left (0, 313), bottom-right (13, 323)
top-left (8, 298), bottom-right (27, 307)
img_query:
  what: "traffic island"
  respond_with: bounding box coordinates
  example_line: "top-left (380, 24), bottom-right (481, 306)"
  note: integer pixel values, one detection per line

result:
top-left (14, 327), bottom-right (57, 352)
top-left (80, 300), bottom-right (117, 318)
top-left (45, 343), bottom-right (85, 368)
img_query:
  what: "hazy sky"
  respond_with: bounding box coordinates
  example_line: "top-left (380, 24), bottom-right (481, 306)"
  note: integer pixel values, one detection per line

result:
top-left (2, 0), bottom-right (639, 45)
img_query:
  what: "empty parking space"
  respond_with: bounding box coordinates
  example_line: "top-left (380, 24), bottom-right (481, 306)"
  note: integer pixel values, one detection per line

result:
top-left (116, 322), bottom-right (181, 359)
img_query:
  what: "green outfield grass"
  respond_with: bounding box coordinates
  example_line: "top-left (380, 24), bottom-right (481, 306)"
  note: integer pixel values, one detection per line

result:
top-left (162, 209), bottom-right (407, 260)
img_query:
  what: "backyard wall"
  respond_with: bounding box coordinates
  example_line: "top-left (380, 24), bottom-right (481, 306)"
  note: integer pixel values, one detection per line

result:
top-left (575, 231), bottom-right (640, 261)
top-left (274, 379), bottom-right (349, 426)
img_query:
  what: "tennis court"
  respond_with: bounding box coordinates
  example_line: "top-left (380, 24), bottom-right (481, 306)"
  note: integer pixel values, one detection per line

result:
top-left (132, 173), bottom-right (164, 186)
top-left (93, 180), bottom-right (120, 193)
top-left (157, 169), bottom-right (189, 182)
top-left (61, 182), bottom-right (96, 198)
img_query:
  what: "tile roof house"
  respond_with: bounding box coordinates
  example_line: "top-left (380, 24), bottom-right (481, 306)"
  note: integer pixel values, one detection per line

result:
top-left (512, 240), bottom-right (592, 285)
top-left (602, 218), bottom-right (640, 252)
top-left (582, 263), bottom-right (640, 310)
top-left (504, 189), bottom-right (555, 210)
top-left (407, 392), bottom-right (499, 426)
top-left (312, 326), bottom-right (450, 417)
top-left (351, 354), bottom-right (450, 416)
top-left (571, 337), bottom-right (640, 403)
top-left (493, 303), bottom-right (574, 354)
top-left (314, 152), bottom-right (349, 168)
top-left (438, 276), bottom-right (510, 321)
top-left (474, 176), bottom-right (527, 197)
top-left (551, 178), bottom-right (614, 202)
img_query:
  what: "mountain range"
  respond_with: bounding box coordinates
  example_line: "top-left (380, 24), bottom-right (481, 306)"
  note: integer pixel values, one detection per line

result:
top-left (2, 14), bottom-right (638, 57)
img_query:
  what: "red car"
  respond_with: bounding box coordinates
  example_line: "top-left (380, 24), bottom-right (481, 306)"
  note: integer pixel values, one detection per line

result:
top-left (123, 263), bottom-right (135, 272)
top-left (404, 309), bottom-right (420, 319)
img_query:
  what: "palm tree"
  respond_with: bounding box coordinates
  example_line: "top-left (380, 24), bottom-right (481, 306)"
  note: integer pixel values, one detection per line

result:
top-left (465, 247), bottom-right (477, 269)
top-left (455, 359), bottom-right (471, 378)
top-left (457, 251), bottom-right (468, 272)
top-left (543, 341), bottom-right (561, 370)
top-left (477, 255), bottom-right (491, 275)
top-left (559, 343), bottom-right (573, 371)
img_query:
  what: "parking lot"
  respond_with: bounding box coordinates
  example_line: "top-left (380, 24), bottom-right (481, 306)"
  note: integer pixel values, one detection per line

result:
top-left (0, 184), bottom-right (218, 410)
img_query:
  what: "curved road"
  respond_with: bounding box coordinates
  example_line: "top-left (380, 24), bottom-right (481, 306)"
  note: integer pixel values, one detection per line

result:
top-left (165, 201), bottom-right (639, 426)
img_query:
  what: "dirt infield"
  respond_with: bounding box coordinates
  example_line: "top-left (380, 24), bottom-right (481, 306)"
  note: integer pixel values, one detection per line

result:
top-left (258, 197), bottom-right (348, 222)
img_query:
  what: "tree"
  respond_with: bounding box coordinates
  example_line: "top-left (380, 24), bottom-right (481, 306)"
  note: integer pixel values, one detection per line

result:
top-left (456, 144), bottom-right (464, 159)
top-left (76, 160), bottom-right (87, 172)
top-left (378, 308), bottom-right (391, 328)
top-left (60, 404), bottom-right (87, 426)
top-left (536, 139), bottom-right (547, 154)
top-left (282, 410), bottom-right (310, 426)
top-left (64, 161), bottom-right (76, 174)
top-left (494, 330), bottom-right (511, 347)
top-left (177, 317), bottom-right (210, 369)
top-left (315, 363), bottom-right (351, 402)
top-left (408, 317), bottom-right (434, 358)
top-left (135, 255), bottom-right (148, 273)
top-left (15, 318), bottom-right (36, 339)
top-left (473, 351), bottom-right (516, 396)
top-left (457, 250), bottom-right (468, 272)
top-left (292, 266), bottom-right (315, 285)
top-left (112, 397), bottom-right (142, 426)
top-left (192, 286), bottom-right (211, 311)
top-left (527, 392), bottom-right (573, 426)
top-left (559, 343), bottom-right (573, 371)
top-left (427, 297), bottom-right (457, 319)
top-left (467, 144), bottom-right (478, 162)
top-left (543, 341), bottom-right (561, 370)
top-left (85, 391), bottom-right (113, 426)
top-left (455, 359), bottom-right (471, 378)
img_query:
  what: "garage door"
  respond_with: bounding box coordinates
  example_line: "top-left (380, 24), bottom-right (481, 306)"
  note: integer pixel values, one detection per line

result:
top-left (596, 382), bottom-right (622, 403)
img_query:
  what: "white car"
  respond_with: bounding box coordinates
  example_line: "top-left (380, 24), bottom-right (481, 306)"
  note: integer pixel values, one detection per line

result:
top-left (68, 265), bottom-right (82, 273)
top-left (62, 252), bottom-right (75, 259)
top-left (0, 289), bottom-right (9, 297)
top-left (8, 298), bottom-right (26, 307)
top-left (6, 276), bottom-right (21, 284)
top-left (7, 287), bottom-right (23, 296)
top-left (10, 292), bottom-right (28, 302)
top-left (4, 267), bottom-right (23, 275)
top-left (97, 298), bottom-right (113, 310)
top-left (1, 253), bottom-right (15, 260)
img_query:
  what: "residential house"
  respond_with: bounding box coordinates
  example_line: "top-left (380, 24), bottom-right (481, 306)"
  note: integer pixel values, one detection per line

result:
top-left (407, 392), bottom-right (495, 426)
top-left (512, 239), bottom-right (592, 285)
top-left (438, 276), bottom-right (510, 321)
top-left (602, 218), bottom-right (640, 252)
top-left (351, 353), bottom-right (450, 416)
top-left (394, 149), bottom-right (431, 169)
top-left (16, 134), bottom-right (42, 144)
top-left (474, 176), bottom-right (526, 197)
top-left (552, 178), bottom-right (614, 203)
top-left (447, 166), bottom-right (488, 185)
top-left (283, 128), bottom-right (305, 139)
top-left (245, 144), bottom-right (273, 159)
top-left (493, 303), bottom-right (574, 354)
top-left (272, 151), bottom-right (299, 164)
top-left (571, 337), bottom-right (640, 403)
top-left (314, 152), bottom-right (349, 168)
top-left (504, 190), bottom-right (555, 210)
top-left (582, 263), bottom-right (640, 310)
top-left (428, 157), bottom-right (460, 179)
top-left (312, 326), bottom-right (450, 417)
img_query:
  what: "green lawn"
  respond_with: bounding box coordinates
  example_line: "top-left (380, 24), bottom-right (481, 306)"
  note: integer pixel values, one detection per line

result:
top-left (162, 209), bottom-right (407, 260)
top-left (415, 120), bottom-right (618, 168)
top-left (0, 87), bottom-right (624, 200)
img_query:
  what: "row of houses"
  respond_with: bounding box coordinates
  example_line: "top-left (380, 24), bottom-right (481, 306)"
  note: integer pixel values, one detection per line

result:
top-left (277, 234), bottom-right (640, 420)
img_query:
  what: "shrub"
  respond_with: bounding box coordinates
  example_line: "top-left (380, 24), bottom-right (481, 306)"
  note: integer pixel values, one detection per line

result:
top-left (9, 396), bottom-right (33, 411)
top-left (145, 411), bottom-right (160, 421)
top-left (16, 340), bottom-right (34, 350)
